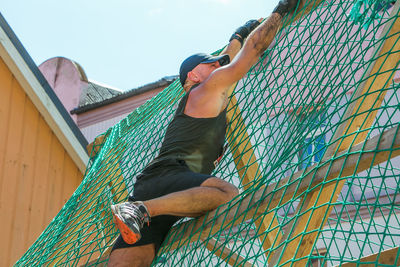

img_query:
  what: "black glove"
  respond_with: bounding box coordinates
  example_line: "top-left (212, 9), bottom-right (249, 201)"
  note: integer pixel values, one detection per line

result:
top-left (229, 19), bottom-right (260, 46)
top-left (273, 0), bottom-right (299, 17)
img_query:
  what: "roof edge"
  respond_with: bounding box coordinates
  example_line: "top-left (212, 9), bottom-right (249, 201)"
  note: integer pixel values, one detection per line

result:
top-left (71, 75), bottom-right (177, 114)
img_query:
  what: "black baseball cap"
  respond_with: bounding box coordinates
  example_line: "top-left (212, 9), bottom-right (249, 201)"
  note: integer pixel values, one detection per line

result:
top-left (179, 53), bottom-right (230, 86)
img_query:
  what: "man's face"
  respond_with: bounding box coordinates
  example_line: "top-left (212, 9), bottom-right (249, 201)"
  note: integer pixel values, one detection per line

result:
top-left (191, 61), bottom-right (221, 83)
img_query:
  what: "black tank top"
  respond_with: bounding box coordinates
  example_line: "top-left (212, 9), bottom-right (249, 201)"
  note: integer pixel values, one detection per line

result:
top-left (152, 86), bottom-right (227, 174)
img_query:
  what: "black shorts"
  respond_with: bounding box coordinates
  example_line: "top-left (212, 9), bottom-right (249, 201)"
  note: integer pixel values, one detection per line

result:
top-left (112, 159), bottom-right (213, 253)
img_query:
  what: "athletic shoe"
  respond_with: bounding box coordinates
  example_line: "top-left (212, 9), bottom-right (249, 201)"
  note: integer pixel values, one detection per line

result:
top-left (111, 201), bottom-right (151, 244)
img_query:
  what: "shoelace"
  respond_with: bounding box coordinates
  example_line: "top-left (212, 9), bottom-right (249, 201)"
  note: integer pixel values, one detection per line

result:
top-left (120, 204), bottom-right (149, 229)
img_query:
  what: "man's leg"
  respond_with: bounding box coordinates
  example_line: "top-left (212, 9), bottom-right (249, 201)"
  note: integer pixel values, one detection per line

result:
top-left (110, 176), bottom-right (238, 256)
top-left (144, 177), bottom-right (239, 217)
top-left (108, 244), bottom-right (155, 267)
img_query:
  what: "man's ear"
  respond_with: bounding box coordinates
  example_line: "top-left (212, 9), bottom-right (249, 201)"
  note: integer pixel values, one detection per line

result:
top-left (187, 71), bottom-right (200, 83)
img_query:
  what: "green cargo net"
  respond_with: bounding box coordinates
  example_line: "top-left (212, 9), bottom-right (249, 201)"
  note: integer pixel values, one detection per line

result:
top-left (17, 0), bottom-right (400, 265)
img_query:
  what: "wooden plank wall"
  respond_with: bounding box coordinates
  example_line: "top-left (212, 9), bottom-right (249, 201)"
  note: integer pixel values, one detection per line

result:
top-left (0, 57), bottom-right (84, 266)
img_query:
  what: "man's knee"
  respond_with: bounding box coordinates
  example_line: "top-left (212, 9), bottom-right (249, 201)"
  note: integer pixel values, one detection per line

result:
top-left (225, 182), bottom-right (239, 200)
top-left (201, 177), bottom-right (239, 202)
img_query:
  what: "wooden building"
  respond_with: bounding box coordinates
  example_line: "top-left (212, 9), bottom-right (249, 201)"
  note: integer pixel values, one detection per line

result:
top-left (0, 14), bottom-right (89, 266)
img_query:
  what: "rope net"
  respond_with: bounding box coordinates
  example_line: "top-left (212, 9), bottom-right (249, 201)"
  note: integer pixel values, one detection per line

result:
top-left (17, 0), bottom-right (400, 265)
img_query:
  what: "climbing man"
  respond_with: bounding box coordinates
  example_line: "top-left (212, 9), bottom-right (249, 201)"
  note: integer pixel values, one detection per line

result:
top-left (108, 0), bottom-right (299, 265)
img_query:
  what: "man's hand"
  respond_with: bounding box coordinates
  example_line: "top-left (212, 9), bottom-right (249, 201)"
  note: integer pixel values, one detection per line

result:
top-left (273, 0), bottom-right (300, 17)
top-left (229, 19), bottom-right (261, 46)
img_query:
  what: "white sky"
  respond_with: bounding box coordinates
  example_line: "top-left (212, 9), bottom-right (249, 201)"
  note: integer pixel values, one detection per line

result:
top-left (1, 0), bottom-right (278, 91)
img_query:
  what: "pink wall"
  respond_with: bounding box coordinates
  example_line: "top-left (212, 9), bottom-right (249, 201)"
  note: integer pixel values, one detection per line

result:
top-left (77, 87), bottom-right (165, 142)
top-left (39, 57), bottom-right (88, 123)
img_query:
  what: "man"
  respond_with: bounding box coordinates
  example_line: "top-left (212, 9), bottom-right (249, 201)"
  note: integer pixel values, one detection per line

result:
top-left (108, 0), bottom-right (299, 265)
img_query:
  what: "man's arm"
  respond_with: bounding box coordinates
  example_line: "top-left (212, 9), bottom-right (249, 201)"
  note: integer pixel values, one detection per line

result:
top-left (220, 39), bottom-right (242, 63)
top-left (220, 19), bottom-right (262, 62)
top-left (206, 13), bottom-right (283, 94)
top-left (184, 14), bottom-right (283, 118)
top-left (186, 0), bottom-right (298, 117)
top-left (205, 0), bottom-right (299, 94)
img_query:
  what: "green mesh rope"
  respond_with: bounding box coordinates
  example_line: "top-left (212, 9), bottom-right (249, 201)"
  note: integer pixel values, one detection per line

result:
top-left (16, 0), bottom-right (400, 265)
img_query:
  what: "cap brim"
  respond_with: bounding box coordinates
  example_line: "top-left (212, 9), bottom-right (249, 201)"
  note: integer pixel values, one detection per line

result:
top-left (202, 54), bottom-right (230, 66)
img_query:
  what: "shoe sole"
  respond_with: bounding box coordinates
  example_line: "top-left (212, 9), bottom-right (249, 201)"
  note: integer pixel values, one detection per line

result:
top-left (111, 206), bottom-right (141, 245)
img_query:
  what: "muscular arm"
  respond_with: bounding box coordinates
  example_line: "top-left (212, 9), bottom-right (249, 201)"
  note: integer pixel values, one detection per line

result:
top-left (212, 13), bottom-right (282, 93)
top-left (186, 14), bottom-right (282, 118)
top-left (220, 18), bottom-right (263, 62)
